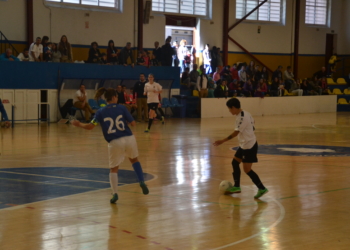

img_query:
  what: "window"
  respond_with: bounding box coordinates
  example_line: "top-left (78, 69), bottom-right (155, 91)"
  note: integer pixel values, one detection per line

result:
top-left (45, 0), bottom-right (121, 11)
top-left (236, 0), bottom-right (282, 23)
top-left (152, 0), bottom-right (209, 17)
top-left (305, 0), bottom-right (329, 26)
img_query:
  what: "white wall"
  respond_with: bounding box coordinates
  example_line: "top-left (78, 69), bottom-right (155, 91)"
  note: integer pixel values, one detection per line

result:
top-left (0, 0), bottom-right (26, 41)
top-left (201, 95), bottom-right (337, 118)
top-left (0, 0), bottom-right (349, 54)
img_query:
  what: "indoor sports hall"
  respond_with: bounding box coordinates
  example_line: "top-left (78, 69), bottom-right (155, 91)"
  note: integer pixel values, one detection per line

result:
top-left (1, 1), bottom-right (350, 250)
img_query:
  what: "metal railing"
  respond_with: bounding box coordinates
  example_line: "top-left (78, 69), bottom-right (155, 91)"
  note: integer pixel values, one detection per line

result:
top-left (0, 31), bottom-right (20, 56)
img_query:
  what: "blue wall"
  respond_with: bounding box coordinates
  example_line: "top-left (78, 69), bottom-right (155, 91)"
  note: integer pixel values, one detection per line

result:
top-left (0, 61), bottom-right (180, 89)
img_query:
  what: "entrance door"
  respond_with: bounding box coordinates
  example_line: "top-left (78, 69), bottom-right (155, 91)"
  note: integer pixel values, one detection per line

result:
top-left (325, 34), bottom-right (334, 66)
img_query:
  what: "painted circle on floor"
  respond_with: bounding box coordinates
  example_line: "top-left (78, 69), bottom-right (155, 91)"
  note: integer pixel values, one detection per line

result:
top-left (231, 144), bottom-right (350, 157)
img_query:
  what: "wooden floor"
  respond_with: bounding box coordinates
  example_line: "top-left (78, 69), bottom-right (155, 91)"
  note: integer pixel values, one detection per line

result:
top-left (1, 113), bottom-right (350, 250)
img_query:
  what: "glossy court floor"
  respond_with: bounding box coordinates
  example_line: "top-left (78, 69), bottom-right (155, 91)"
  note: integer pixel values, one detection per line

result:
top-left (0, 112), bottom-right (350, 250)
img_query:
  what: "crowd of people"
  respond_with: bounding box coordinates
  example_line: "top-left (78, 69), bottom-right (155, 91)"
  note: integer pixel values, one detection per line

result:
top-left (182, 59), bottom-right (333, 99)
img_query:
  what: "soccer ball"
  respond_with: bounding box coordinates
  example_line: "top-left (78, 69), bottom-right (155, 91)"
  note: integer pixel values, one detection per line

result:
top-left (219, 180), bottom-right (232, 194)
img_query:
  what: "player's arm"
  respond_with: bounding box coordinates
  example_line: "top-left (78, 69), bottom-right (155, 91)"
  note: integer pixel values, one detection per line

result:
top-left (71, 120), bottom-right (96, 130)
top-left (128, 121), bottom-right (136, 126)
top-left (213, 130), bottom-right (240, 146)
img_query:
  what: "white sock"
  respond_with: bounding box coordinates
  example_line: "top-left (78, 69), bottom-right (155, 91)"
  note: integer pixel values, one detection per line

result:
top-left (109, 173), bottom-right (119, 194)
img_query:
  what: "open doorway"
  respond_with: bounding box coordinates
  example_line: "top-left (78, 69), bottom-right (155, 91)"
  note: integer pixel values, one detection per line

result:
top-left (166, 25), bottom-right (197, 72)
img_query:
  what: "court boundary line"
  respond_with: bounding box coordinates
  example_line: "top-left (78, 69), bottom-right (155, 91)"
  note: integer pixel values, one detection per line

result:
top-left (210, 184), bottom-right (286, 250)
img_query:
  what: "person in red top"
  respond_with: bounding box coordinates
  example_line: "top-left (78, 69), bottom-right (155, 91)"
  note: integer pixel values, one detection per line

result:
top-left (320, 77), bottom-right (329, 95)
top-left (230, 64), bottom-right (239, 82)
top-left (255, 79), bottom-right (267, 98)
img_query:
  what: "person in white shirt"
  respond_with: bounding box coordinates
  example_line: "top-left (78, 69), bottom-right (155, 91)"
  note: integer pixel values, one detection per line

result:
top-left (213, 98), bottom-right (268, 199)
top-left (17, 49), bottom-right (33, 62)
top-left (143, 73), bottom-right (164, 132)
top-left (238, 65), bottom-right (247, 83)
top-left (73, 84), bottom-right (95, 122)
top-left (197, 65), bottom-right (209, 98)
top-left (29, 37), bottom-right (43, 62)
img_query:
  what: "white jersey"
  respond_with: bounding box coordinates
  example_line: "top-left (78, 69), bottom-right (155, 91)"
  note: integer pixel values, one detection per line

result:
top-left (235, 110), bottom-right (256, 149)
top-left (75, 90), bottom-right (87, 102)
top-left (144, 82), bottom-right (162, 103)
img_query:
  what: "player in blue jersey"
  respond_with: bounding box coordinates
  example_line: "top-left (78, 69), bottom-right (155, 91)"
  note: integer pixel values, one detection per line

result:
top-left (72, 88), bottom-right (149, 204)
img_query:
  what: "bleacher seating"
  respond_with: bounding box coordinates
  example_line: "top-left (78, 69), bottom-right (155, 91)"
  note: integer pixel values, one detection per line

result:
top-left (337, 98), bottom-right (349, 104)
top-left (332, 88), bottom-right (343, 95)
top-left (336, 78), bottom-right (347, 84)
top-left (327, 78), bottom-right (336, 85)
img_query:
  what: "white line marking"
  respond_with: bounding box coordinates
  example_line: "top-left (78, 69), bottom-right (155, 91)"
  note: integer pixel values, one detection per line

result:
top-left (0, 170), bottom-right (125, 184)
top-left (209, 181), bottom-right (286, 250)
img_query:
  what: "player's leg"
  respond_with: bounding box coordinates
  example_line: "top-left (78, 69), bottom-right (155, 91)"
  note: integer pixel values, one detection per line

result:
top-left (108, 138), bottom-right (125, 204)
top-left (126, 135), bottom-right (149, 195)
top-left (145, 104), bottom-right (156, 132)
top-left (109, 166), bottom-right (119, 203)
top-left (225, 148), bottom-right (243, 194)
top-left (242, 163), bottom-right (268, 198)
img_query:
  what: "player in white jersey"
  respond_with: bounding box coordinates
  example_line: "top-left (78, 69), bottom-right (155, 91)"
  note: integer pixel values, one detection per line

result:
top-left (72, 88), bottom-right (149, 204)
top-left (144, 73), bottom-right (164, 132)
top-left (213, 98), bottom-right (268, 199)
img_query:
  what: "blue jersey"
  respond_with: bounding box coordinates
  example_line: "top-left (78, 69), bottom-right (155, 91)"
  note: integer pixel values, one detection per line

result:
top-left (92, 104), bottom-right (134, 143)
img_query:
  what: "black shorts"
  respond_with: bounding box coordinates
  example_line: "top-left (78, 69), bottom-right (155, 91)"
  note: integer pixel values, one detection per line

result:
top-left (148, 103), bottom-right (158, 111)
top-left (234, 142), bottom-right (258, 163)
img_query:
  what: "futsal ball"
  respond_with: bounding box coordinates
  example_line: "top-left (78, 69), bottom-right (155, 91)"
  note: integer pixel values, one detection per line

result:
top-left (219, 180), bottom-right (232, 194)
top-left (100, 104), bottom-right (106, 107)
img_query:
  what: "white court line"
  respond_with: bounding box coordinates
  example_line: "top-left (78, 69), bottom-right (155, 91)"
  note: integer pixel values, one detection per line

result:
top-left (0, 170), bottom-right (126, 184)
top-left (209, 179), bottom-right (286, 250)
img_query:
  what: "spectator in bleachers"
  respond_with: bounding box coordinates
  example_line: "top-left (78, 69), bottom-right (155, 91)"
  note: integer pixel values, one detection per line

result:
top-left (181, 67), bottom-right (190, 86)
top-left (119, 42), bottom-right (134, 67)
top-left (161, 36), bottom-right (173, 66)
top-left (153, 41), bottom-right (162, 65)
top-left (203, 44), bottom-right (211, 74)
top-left (99, 53), bottom-right (109, 65)
top-left (136, 50), bottom-right (145, 66)
top-left (220, 65), bottom-right (231, 82)
top-left (0, 48), bottom-right (19, 61)
top-left (213, 67), bottom-right (221, 83)
top-left (246, 60), bottom-right (256, 80)
top-left (239, 65), bottom-right (247, 84)
top-left (242, 79), bottom-right (254, 97)
top-left (253, 65), bottom-right (262, 85)
top-left (41, 36), bottom-right (49, 48)
top-left (272, 65), bottom-right (283, 81)
top-left (269, 77), bottom-right (280, 97)
top-left (210, 46), bottom-right (218, 75)
top-left (278, 79), bottom-right (285, 96)
top-left (74, 84), bottom-right (95, 122)
top-left (189, 64), bottom-right (199, 89)
top-left (313, 66), bottom-right (327, 80)
top-left (229, 79), bottom-right (242, 97)
top-left (51, 43), bottom-right (61, 62)
top-left (43, 42), bottom-right (53, 62)
top-left (283, 66), bottom-right (295, 91)
top-left (116, 85), bottom-right (131, 112)
top-left (107, 40), bottom-right (119, 65)
top-left (29, 37), bottom-right (43, 62)
top-left (0, 99), bottom-right (11, 128)
top-left (178, 39), bottom-right (188, 74)
top-left (149, 53), bottom-right (159, 66)
top-left (197, 65), bottom-right (209, 98)
top-left (261, 66), bottom-right (269, 82)
top-left (320, 77), bottom-right (329, 95)
top-left (133, 73), bottom-right (148, 123)
top-left (328, 53), bottom-right (341, 75)
top-left (142, 50), bottom-right (150, 67)
top-left (17, 48), bottom-right (32, 62)
top-left (172, 41), bottom-right (179, 68)
top-left (230, 64), bottom-right (239, 82)
top-left (214, 79), bottom-right (228, 98)
top-left (87, 42), bottom-right (101, 63)
top-left (58, 35), bottom-right (73, 63)
top-left (300, 79), bottom-right (309, 95)
top-left (308, 77), bottom-right (322, 95)
top-left (255, 79), bottom-right (267, 98)
top-left (289, 78), bottom-right (303, 96)
top-left (207, 76), bottom-right (216, 98)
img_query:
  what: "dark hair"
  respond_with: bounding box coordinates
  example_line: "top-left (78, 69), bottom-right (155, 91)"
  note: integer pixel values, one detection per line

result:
top-left (95, 87), bottom-right (117, 102)
top-left (42, 36), bottom-right (49, 43)
top-left (91, 42), bottom-right (98, 47)
top-left (108, 40), bottom-right (115, 49)
top-left (226, 98), bottom-right (240, 109)
top-left (140, 73), bottom-right (145, 76)
top-left (278, 65), bottom-right (283, 69)
top-left (287, 66), bottom-right (292, 70)
top-left (36, 37), bottom-right (41, 40)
